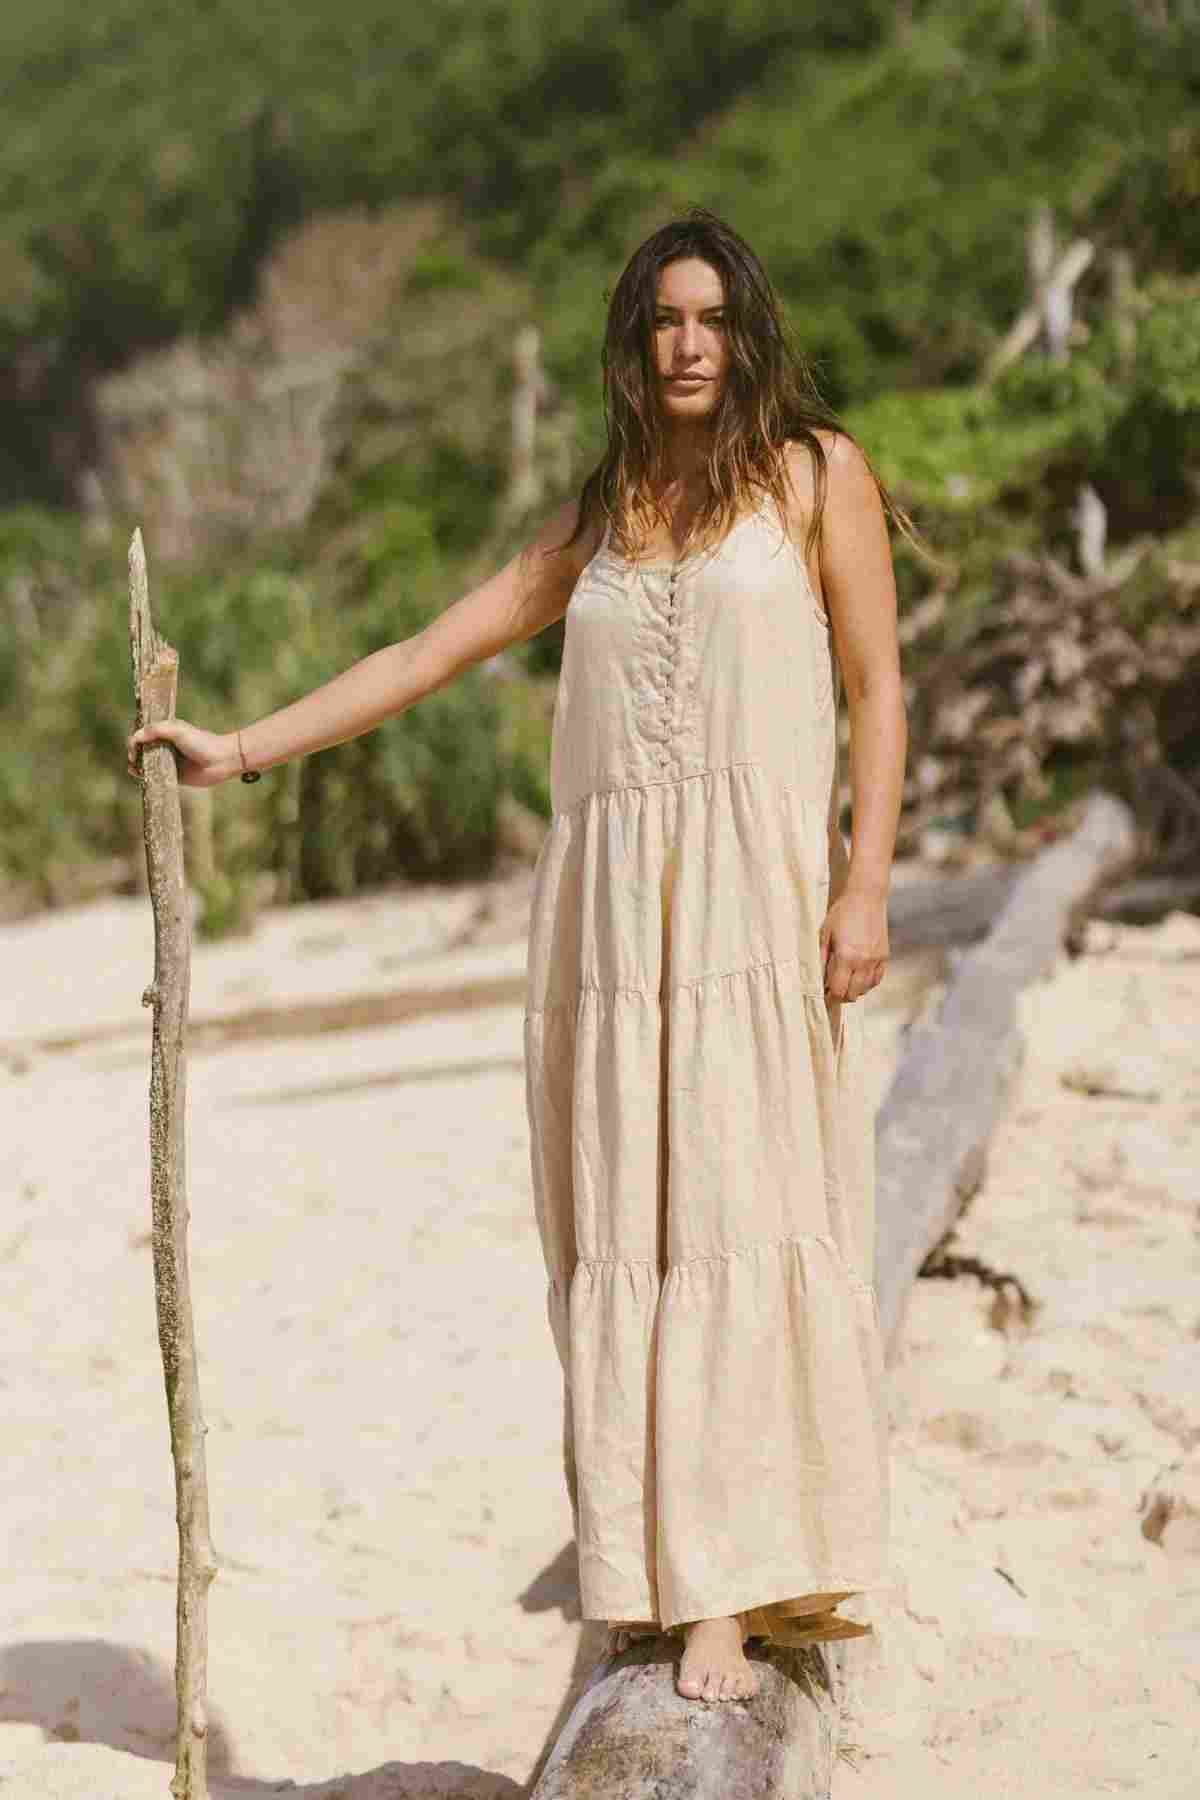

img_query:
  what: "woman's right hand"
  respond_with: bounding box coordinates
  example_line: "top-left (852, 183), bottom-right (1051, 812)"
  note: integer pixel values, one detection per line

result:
top-left (126, 719), bottom-right (239, 789)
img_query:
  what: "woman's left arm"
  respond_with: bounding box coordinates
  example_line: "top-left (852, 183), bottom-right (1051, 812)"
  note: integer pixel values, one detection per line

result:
top-left (816, 433), bottom-right (908, 1001)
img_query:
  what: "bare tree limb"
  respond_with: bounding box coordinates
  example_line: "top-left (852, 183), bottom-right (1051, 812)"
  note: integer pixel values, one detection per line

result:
top-left (983, 236), bottom-right (1094, 381)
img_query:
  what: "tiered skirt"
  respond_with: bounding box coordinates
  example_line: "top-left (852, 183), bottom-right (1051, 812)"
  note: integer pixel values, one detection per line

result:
top-left (523, 758), bottom-right (890, 1632)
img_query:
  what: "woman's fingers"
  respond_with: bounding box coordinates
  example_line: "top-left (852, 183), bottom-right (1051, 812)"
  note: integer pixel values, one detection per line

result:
top-left (824, 952), bottom-right (887, 1001)
top-left (127, 721), bottom-right (172, 775)
top-left (126, 719), bottom-right (192, 781)
top-left (125, 719), bottom-right (235, 788)
top-left (127, 721), bottom-right (174, 753)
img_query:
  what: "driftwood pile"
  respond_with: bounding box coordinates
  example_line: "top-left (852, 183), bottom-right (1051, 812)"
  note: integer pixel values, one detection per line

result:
top-left (894, 544), bottom-right (1200, 876)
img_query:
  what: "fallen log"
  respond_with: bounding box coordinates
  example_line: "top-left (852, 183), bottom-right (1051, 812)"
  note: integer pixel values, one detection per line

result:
top-left (863, 850), bottom-right (1188, 952)
top-left (886, 860), bottom-right (1020, 951)
top-left (529, 1634), bottom-right (839, 1800)
top-left (873, 787), bottom-right (1137, 1354)
top-left (1086, 870), bottom-right (1200, 924)
top-left (527, 788), bottom-right (1137, 1799)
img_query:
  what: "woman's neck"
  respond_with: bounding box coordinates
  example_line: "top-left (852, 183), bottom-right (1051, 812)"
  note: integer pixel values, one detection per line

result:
top-left (658, 422), bottom-right (713, 492)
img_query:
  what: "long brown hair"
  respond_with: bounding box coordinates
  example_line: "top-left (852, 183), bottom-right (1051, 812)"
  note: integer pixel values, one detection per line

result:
top-left (555, 205), bottom-right (935, 571)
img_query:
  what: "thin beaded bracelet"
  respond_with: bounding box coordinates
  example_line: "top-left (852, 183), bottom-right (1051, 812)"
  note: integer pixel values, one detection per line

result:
top-left (237, 730), bottom-right (262, 784)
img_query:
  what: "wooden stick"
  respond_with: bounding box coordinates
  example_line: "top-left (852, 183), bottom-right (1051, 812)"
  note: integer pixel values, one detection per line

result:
top-left (128, 527), bottom-right (218, 1800)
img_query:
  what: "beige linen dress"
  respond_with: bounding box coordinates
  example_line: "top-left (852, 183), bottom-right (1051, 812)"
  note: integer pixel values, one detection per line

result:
top-left (522, 489), bottom-right (890, 1640)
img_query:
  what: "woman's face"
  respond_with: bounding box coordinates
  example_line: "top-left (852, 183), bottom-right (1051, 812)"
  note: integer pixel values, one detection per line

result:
top-left (653, 257), bottom-right (730, 421)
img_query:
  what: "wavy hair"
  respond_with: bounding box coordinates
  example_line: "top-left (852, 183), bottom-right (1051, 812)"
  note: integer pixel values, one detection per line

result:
top-left (555, 205), bottom-right (935, 572)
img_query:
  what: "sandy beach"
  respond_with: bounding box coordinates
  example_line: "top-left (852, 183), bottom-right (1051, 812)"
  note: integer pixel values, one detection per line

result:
top-left (1, 869), bottom-right (1197, 1797)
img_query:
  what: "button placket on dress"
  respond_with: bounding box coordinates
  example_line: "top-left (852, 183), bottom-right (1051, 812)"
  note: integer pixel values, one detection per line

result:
top-left (637, 554), bottom-right (690, 780)
top-left (660, 562), bottom-right (680, 774)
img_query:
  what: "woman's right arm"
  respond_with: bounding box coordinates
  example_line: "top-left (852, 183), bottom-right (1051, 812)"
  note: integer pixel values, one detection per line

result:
top-left (126, 497), bottom-right (597, 787)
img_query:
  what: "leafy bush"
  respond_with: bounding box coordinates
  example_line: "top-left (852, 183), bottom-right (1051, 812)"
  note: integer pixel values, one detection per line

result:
top-left (0, 506), bottom-right (548, 918)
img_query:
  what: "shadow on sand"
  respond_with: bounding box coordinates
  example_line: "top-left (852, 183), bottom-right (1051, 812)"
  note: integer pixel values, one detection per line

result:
top-left (0, 1636), bottom-right (522, 1798)
top-left (516, 1540), bottom-right (615, 1796)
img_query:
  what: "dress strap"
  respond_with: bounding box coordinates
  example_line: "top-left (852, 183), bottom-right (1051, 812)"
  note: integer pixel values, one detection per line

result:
top-left (827, 651), bottom-right (849, 887)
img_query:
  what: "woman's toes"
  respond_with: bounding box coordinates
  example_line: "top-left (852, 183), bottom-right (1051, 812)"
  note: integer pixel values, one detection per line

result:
top-left (679, 1658), bottom-right (707, 1699)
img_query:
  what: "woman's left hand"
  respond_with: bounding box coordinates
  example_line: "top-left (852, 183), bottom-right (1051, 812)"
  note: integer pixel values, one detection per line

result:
top-left (819, 885), bottom-right (889, 1002)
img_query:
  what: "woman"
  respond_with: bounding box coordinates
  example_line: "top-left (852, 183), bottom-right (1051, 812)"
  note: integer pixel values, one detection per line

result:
top-left (128, 207), bottom-right (912, 1706)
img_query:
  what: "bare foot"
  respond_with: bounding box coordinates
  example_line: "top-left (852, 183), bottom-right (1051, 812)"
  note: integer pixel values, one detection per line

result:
top-left (676, 1614), bottom-right (759, 1701)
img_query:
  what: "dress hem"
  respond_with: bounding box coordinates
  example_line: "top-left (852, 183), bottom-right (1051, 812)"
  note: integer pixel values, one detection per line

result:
top-left (586, 1566), bottom-right (890, 1636)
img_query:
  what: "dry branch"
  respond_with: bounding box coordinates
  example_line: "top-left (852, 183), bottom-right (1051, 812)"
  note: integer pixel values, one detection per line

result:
top-left (982, 232), bottom-right (1093, 379)
top-left (128, 527), bottom-right (218, 1800)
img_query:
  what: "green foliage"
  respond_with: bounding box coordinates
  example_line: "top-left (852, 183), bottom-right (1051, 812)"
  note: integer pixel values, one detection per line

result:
top-left (3, 0), bottom-right (1199, 499)
top-left (495, 677), bottom-right (555, 820)
top-left (842, 275), bottom-right (1200, 542)
top-left (1135, 279), bottom-right (1200, 415)
top-left (0, 509), bottom-right (526, 914)
top-left (2, 1), bottom-right (1200, 921)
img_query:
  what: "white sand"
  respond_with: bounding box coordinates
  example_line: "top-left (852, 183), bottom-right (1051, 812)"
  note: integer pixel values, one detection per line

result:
top-left (838, 909), bottom-right (1200, 1799)
top-left (1, 877), bottom-right (1197, 1797)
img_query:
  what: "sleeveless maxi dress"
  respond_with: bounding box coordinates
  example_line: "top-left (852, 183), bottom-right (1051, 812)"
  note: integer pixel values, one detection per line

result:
top-left (522, 491), bottom-right (891, 1640)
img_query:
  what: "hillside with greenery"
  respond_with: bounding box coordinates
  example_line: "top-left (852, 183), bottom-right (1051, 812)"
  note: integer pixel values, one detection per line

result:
top-left (1, 0), bottom-right (1198, 929)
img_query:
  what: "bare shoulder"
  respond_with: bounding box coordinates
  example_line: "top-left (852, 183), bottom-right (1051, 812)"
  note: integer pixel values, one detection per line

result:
top-left (778, 433), bottom-right (855, 610)
top-left (781, 431), bottom-right (872, 520)
top-left (778, 432), bottom-right (892, 635)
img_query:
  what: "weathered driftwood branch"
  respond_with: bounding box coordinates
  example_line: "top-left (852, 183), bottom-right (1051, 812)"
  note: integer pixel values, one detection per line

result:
top-left (505, 322), bottom-right (546, 519)
top-left (873, 788), bottom-right (1138, 1355)
top-left (529, 1634), bottom-right (839, 1800)
top-left (982, 228), bottom-right (1093, 380)
top-left (886, 862), bottom-right (1020, 952)
top-left (128, 527), bottom-right (218, 1800)
top-left (1088, 870), bottom-right (1200, 922)
top-left (809, 849), bottom-right (1183, 960)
